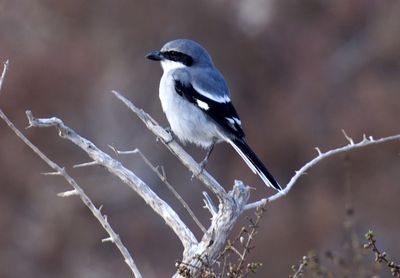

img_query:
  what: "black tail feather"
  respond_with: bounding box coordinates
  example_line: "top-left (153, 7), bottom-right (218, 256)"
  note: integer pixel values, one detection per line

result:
top-left (230, 138), bottom-right (281, 191)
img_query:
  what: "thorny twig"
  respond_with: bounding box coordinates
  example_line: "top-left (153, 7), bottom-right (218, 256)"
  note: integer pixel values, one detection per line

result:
top-left (290, 255), bottom-right (315, 278)
top-left (364, 230), bottom-right (400, 277)
top-left (246, 131), bottom-right (400, 209)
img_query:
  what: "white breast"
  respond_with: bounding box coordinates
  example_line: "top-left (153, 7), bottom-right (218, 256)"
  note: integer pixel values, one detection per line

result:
top-left (158, 70), bottom-right (223, 148)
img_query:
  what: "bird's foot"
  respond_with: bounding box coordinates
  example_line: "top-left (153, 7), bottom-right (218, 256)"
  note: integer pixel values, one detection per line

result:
top-left (199, 157), bottom-right (209, 171)
top-left (191, 155), bottom-right (209, 180)
top-left (161, 127), bottom-right (175, 144)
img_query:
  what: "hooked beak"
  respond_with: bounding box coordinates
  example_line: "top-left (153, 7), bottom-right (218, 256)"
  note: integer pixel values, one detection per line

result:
top-left (146, 51), bottom-right (163, 61)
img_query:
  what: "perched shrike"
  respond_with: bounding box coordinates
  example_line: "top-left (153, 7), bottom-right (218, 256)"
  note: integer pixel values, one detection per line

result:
top-left (146, 39), bottom-right (282, 191)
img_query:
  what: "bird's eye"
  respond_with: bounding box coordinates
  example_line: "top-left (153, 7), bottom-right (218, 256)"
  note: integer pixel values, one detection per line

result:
top-left (167, 51), bottom-right (180, 60)
top-left (163, 50), bottom-right (194, 66)
top-left (161, 51), bottom-right (177, 60)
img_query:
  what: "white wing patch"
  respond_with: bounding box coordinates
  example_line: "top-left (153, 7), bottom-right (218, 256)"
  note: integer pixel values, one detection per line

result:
top-left (226, 117), bottom-right (235, 125)
top-left (196, 99), bottom-right (210, 110)
top-left (225, 117), bottom-right (241, 126)
top-left (232, 117), bottom-right (241, 125)
top-left (193, 84), bottom-right (231, 103)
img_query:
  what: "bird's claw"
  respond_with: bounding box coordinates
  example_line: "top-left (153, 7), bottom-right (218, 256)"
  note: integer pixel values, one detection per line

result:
top-left (162, 127), bottom-right (175, 144)
top-left (191, 158), bottom-right (208, 180)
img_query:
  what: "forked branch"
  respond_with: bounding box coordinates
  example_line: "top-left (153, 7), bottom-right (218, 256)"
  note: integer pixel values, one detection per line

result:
top-left (1, 60), bottom-right (399, 278)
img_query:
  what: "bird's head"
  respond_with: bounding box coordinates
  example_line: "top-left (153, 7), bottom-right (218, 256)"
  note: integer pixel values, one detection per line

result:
top-left (146, 39), bottom-right (213, 72)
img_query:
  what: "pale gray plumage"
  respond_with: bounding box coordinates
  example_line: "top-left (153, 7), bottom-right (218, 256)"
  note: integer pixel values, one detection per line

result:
top-left (146, 39), bottom-right (282, 191)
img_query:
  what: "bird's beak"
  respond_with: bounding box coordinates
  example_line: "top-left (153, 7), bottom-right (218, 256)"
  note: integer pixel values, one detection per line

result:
top-left (146, 51), bottom-right (163, 61)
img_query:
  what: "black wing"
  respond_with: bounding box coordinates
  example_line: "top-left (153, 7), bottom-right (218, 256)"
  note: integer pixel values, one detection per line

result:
top-left (174, 79), bottom-right (245, 138)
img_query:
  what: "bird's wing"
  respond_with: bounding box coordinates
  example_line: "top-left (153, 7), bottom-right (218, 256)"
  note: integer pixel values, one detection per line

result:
top-left (172, 68), bottom-right (281, 191)
top-left (173, 69), bottom-right (244, 138)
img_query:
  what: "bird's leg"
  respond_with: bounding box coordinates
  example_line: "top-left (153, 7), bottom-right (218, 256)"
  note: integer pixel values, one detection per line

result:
top-left (192, 143), bottom-right (215, 180)
top-left (199, 143), bottom-right (215, 171)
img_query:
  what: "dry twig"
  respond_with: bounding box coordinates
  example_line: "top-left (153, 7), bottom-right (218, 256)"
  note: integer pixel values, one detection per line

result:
top-left (364, 230), bottom-right (400, 277)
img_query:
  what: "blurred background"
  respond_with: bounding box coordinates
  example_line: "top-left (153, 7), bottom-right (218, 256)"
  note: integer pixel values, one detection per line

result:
top-left (0, 0), bottom-right (399, 277)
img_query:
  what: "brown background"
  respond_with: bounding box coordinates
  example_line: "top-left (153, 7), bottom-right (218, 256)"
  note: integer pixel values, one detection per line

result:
top-left (0, 1), bottom-right (399, 277)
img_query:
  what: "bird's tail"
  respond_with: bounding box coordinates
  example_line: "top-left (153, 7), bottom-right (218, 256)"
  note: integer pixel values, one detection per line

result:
top-left (228, 138), bottom-right (282, 191)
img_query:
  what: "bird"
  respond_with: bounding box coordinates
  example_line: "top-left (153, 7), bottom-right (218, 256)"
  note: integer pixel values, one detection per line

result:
top-left (146, 39), bottom-right (282, 191)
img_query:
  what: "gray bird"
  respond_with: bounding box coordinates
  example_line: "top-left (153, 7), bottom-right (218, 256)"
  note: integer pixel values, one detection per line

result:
top-left (146, 39), bottom-right (281, 191)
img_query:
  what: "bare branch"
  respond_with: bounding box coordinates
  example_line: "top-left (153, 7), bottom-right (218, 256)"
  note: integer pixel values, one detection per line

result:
top-left (0, 110), bottom-right (142, 278)
top-left (24, 110), bottom-right (198, 250)
top-left (245, 133), bottom-right (400, 210)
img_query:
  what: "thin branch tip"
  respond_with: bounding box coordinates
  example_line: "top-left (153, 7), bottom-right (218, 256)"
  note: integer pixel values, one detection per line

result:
top-left (102, 237), bottom-right (115, 243)
top-left (57, 189), bottom-right (79, 197)
top-left (0, 59), bottom-right (10, 93)
top-left (342, 129), bottom-right (354, 145)
top-left (41, 171), bottom-right (62, 176)
top-left (25, 110), bottom-right (33, 118)
top-left (73, 161), bottom-right (98, 168)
